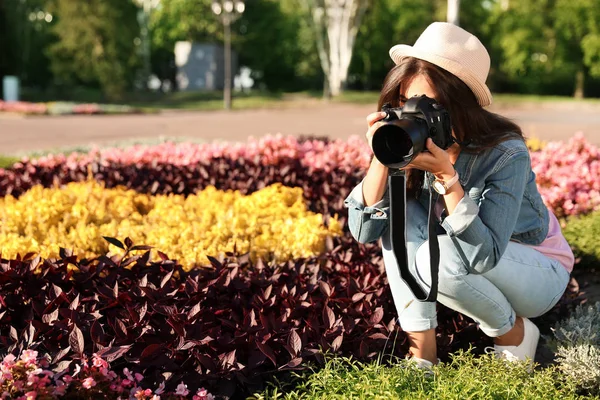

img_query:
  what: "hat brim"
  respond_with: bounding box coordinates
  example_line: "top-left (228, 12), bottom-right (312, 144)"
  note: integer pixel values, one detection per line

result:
top-left (389, 44), bottom-right (493, 107)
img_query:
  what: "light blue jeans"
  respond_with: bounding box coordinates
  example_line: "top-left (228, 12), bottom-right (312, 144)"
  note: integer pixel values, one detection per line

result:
top-left (381, 199), bottom-right (570, 337)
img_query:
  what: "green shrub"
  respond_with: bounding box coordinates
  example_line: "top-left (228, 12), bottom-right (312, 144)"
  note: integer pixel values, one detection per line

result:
top-left (0, 156), bottom-right (19, 169)
top-left (250, 350), bottom-right (588, 399)
top-left (547, 302), bottom-right (600, 351)
top-left (549, 302), bottom-right (600, 396)
top-left (563, 211), bottom-right (600, 270)
top-left (556, 344), bottom-right (600, 396)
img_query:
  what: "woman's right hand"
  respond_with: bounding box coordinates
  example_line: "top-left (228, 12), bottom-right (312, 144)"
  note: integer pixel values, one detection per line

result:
top-left (365, 111), bottom-right (388, 152)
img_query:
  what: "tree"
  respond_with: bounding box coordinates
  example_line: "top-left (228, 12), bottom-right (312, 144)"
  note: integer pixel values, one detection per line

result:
top-left (488, 0), bottom-right (600, 97)
top-left (46, 0), bottom-right (140, 100)
top-left (0, 0), bottom-right (54, 89)
top-left (553, 0), bottom-right (600, 98)
top-left (348, 0), bottom-right (437, 90)
top-left (300, 0), bottom-right (371, 98)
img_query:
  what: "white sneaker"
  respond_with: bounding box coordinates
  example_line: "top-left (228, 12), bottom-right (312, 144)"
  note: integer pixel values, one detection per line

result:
top-left (406, 356), bottom-right (440, 376)
top-left (486, 317), bottom-right (540, 363)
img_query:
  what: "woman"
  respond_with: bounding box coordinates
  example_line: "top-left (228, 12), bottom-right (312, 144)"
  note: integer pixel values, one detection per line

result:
top-left (344, 22), bottom-right (574, 367)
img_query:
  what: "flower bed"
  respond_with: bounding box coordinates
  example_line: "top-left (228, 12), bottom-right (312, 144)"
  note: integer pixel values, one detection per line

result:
top-left (0, 134), bottom-right (594, 398)
top-left (0, 101), bottom-right (143, 116)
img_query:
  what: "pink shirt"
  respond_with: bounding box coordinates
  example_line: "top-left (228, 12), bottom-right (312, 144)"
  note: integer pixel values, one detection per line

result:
top-left (525, 210), bottom-right (575, 273)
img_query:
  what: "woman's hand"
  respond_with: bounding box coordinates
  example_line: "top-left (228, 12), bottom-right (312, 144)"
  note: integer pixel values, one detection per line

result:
top-left (364, 111), bottom-right (388, 152)
top-left (404, 138), bottom-right (458, 179)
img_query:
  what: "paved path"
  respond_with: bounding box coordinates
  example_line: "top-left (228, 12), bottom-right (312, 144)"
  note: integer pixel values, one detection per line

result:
top-left (1, 101), bottom-right (600, 154)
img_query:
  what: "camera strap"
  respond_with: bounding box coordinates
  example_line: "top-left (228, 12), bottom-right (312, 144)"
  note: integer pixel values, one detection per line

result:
top-left (388, 170), bottom-right (440, 302)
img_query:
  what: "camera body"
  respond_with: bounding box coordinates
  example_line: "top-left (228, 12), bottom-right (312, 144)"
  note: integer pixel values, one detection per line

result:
top-left (371, 95), bottom-right (453, 169)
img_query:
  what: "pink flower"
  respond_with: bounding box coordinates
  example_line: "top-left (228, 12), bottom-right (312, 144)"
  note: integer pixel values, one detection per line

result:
top-left (3, 354), bottom-right (16, 366)
top-left (123, 368), bottom-right (135, 381)
top-left (175, 382), bottom-right (189, 396)
top-left (92, 354), bottom-right (109, 369)
top-left (135, 372), bottom-right (144, 382)
top-left (193, 388), bottom-right (215, 400)
top-left (82, 377), bottom-right (97, 389)
top-left (24, 392), bottom-right (37, 400)
top-left (53, 380), bottom-right (67, 396)
top-left (62, 374), bottom-right (73, 384)
top-left (134, 388), bottom-right (153, 399)
top-left (154, 382), bottom-right (166, 394)
top-left (20, 350), bottom-right (38, 365)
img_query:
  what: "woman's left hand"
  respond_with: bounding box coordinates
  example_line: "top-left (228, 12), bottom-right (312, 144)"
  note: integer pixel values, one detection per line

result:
top-left (404, 138), bottom-right (457, 178)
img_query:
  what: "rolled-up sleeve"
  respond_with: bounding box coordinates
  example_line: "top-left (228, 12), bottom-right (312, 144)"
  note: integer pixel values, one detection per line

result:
top-left (441, 149), bottom-right (530, 274)
top-left (343, 180), bottom-right (390, 244)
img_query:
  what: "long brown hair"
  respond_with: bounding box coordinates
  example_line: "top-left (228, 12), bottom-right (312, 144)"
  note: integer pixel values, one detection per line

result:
top-left (377, 57), bottom-right (524, 194)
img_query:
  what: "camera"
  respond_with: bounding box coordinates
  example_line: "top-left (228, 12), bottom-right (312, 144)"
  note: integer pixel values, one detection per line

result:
top-left (371, 95), bottom-right (453, 169)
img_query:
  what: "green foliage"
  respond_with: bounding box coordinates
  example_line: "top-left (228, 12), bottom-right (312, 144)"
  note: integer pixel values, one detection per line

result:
top-left (45, 0), bottom-right (141, 100)
top-left (556, 344), bottom-right (600, 396)
top-left (0, 0), bottom-right (54, 88)
top-left (238, 0), bottom-right (320, 91)
top-left (250, 350), bottom-right (587, 399)
top-left (348, 0), bottom-right (438, 90)
top-left (563, 211), bottom-right (600, 270)
top-left (547, 302), bottom-right (600, 351)
top-left (550, 302), bottom-right (600, 395)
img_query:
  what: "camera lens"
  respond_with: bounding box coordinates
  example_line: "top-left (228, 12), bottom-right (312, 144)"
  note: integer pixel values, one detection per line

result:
top-left (372, 118), bottom-right (429, 169)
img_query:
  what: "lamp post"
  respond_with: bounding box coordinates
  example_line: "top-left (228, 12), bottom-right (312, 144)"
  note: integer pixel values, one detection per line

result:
top-left (211, 0), bottom-right (245, 110)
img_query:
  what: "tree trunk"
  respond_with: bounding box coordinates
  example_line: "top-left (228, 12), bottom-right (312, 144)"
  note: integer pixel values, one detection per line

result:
top-left (304, 0), bottom-right (369, 98)
top-left (574, 66), bottom-right (585, 99)
top-left (447, 0), bottom-right (460, 26)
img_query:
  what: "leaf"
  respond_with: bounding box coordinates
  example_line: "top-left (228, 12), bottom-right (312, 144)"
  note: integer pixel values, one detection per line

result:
top-left (140, 344), bottom-right (163, 361)
top-left (368, 333), bottom-right (389, 340)
top-left (263, 284), bottom-right (272, 300)
top-left (52, 346), bottom-right (71, 364)
top-left (124, 237), bottom-right (133, 248)
top-left (102, 236), bottom-right (124, 250)
top-left (187, 302), bottom-right (202, 321)
top-left (96, 345), bottom-right (132, 363)
top-left (319, 281), bottom-right (332, 297)
top-left (288, 330), bottom-right (302, 356)
top-left (160, 269), bottom-right (174, 289)
top-left (69, 325), bottom-right (84, 355)
top-left (69, 294), bottom-right (80, 310)
top-left (90, 320), bottom-right (105, 344)
top-left (331, 334), bottom-right (343, 351)
top-left (219, 350), bottom-right (236, 367)
top-left (42, 309), bottom-right (59, 325)
top-left (131, 245), bottom-right (153, 251)
top-left (53, 360), bottom-right (72, 375)
top-left (255, 339), bottom-right (277, 366)
top-left (323, 305), bottom-right (335, 330)
top-left (279, 357), bottom-right (303, 369)
top-left (138, 302), bottom-right (148, 322)
top-left (351, 292), bottom-right (366, 303)
top-left (9, 326), bottom-right (17, 342)
top-left (368, 307), bottom-right (384, 326)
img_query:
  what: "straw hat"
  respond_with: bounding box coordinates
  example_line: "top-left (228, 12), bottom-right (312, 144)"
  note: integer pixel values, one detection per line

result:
top-left (389, 22), bottom-right (493, 107)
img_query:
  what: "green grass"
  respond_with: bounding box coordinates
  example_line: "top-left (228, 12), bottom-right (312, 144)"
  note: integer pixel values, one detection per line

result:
top-left (128, 90), bottom-right (600, 111)
top-left (0, 156), bottom-right (20, 169)
top-left (249, 350), bottom-right (593, 400)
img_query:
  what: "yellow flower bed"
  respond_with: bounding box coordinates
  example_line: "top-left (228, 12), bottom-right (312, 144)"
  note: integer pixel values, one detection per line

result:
top-left (0, 180), bottom-right (342, 269)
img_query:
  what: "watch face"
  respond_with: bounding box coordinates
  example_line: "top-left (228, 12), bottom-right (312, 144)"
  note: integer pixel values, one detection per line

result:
top-left (432, 180), bottom-right (446, 195)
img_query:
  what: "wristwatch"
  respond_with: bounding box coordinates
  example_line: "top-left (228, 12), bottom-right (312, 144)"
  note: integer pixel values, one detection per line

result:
top-left (432, 171), bottom-right (460, 195)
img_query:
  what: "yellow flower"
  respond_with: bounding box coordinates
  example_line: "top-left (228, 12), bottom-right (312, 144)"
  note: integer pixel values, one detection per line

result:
top-left (0, 180), bottom-right (342, 270)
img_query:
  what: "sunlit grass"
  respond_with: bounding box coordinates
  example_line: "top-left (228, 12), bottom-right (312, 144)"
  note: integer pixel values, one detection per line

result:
top-left (250, 350), bottom-right (592, 400)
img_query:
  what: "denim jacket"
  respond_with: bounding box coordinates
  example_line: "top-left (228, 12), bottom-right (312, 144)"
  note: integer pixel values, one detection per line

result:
top-left (344, 138), bottom-right (549, 273)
